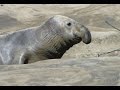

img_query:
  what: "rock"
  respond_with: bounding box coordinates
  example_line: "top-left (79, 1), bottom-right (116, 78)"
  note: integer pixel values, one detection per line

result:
top-left (0, 57), bottom-right (119, 86)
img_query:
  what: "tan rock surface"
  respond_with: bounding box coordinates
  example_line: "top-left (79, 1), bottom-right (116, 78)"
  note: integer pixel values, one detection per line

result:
top-left (0, 57), bottom-right (119, 86)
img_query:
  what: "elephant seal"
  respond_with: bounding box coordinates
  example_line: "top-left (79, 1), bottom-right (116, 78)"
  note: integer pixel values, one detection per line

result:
top-left (0, 15), bottom-right (91, 65)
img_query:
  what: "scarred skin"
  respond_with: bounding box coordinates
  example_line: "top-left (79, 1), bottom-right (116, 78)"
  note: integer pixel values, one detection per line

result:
top-left (0, 15), bottom-right (91, 65)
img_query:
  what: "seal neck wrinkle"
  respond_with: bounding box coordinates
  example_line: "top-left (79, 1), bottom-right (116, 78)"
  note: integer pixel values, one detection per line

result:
top-left (43, 35), bottom-right (74, 59)
top-left (34, 27), bottom-right (74, 59)
top-left (33, 20), bottom-right (75, 59)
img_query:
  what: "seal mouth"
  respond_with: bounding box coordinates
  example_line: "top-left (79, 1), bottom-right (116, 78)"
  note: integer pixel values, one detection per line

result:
top-left (72, 34), bottom-right (82, 44)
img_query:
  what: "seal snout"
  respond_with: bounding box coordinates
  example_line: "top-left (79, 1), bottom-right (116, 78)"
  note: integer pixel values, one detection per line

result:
top-left (79, 25), bottom-right (92, 44)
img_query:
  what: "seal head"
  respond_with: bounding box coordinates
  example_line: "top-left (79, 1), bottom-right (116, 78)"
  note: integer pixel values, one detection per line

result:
top-left (49, 15), bottom-right (91, 44)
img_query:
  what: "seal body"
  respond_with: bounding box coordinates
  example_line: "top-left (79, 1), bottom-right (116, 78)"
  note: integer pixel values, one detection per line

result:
top-left (0, 15), bottom-right (91, 65)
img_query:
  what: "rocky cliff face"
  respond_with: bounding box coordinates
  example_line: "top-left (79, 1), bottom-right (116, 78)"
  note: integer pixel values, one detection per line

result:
top-left (0, 4), bottom-right (119, 86)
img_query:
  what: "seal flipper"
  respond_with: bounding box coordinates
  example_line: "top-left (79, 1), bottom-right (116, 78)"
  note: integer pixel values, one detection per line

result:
top-left (18, 52), bottom-right (30, 64)
top-left (11, 52), bottom-right (29, 64)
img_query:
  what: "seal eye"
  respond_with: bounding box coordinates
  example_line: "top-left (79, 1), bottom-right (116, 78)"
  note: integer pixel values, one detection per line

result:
top-left (67, 22), bottom-right (71, 26)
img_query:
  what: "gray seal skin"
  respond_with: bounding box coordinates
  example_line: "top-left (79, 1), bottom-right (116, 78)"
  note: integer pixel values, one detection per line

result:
top-left (0, 15), bottom-right (91, 65)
